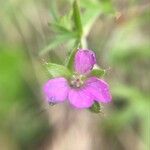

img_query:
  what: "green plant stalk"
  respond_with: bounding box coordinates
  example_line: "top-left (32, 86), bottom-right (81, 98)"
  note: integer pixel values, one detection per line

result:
top-left (73, 0), bottom-right (83, 39)
top-left (66, 0), bottom-right (99, 71)
top-left (66, 0), bottom-right (83, 70)
top-left (65, 39), bottom-right (81, 70)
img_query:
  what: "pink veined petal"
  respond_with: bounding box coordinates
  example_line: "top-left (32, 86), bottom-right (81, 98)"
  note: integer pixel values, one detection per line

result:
top-left (43, 77), bottom-right (69, 103)
top-left (74, 49), bottom-right (96, 74)
top-left (85, 77), bottom-right (112, 103)
top-left (68, 88), bottom-right (94, 108)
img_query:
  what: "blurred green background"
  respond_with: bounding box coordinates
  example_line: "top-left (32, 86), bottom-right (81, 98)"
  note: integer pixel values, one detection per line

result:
top-left (0, 0), bottom-right (149, 150)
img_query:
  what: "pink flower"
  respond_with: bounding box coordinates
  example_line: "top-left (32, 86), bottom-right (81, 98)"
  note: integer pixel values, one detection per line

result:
top-left (43, 49), bottom-right (112, 108)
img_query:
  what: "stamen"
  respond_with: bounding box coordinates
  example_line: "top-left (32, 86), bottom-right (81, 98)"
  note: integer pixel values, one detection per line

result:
top-left (70, 73), bottom-right (86, 88)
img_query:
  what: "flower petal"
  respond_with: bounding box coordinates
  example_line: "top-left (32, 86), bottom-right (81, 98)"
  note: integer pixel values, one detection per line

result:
top-left (68, 88), bottom-right (94, 108)
top-left (75, 49), bottom-right (96, 74)
top-left (43, 77), bottom-right (69, 103)
top-left (85, 77), bottom-right (112, 103)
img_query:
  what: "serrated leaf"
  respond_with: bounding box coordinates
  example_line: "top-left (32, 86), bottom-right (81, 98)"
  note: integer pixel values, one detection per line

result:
top-left (45, 63), bottom-right (72, 78)
top-left (91, 68), bottom-right (106, 77)
top-left (89, 101), bottom-right (101, 113)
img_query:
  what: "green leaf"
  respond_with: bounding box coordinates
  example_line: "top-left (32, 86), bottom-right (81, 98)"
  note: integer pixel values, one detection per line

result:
top-left (39, 32), bottom-right (77, 56)
top-left (45, 63), bottom-right (72, 78)
top-left (55, 10), bottom-right (73, 31)
top-left (91, 68), bottom-right (106, 77)
top-left (80, 0), bottom-right (100, 10)
top-left (72, 0), bottom-right (83, 37)
top-left (100, 1), bottom-right (115, 14)
top-left (82, 9), bottom-right (100, 36)
top-left (49, 23), bottom-right (71, 33)
top-left (39, 40), bottom-right (64, 56)
top-left (49, 1), bottom-right (59, 21)
top-left (89, 101), bottom-right (101, 113)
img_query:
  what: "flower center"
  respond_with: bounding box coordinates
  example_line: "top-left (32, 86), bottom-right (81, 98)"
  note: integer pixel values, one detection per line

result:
top-left (70, 73), bottom-right (85, 88)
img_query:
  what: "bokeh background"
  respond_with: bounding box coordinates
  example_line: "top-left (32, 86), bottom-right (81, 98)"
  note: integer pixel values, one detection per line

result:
top-left (0, 0), bottom-right (149, 150)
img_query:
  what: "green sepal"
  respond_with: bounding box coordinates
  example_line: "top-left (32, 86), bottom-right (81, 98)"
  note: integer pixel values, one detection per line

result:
top-left (91, 68), bottom-right (106, 77)
top-left (89, 101), bottom-right (101, 113)
top-left (65, 41), bottom-right (81, 71)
